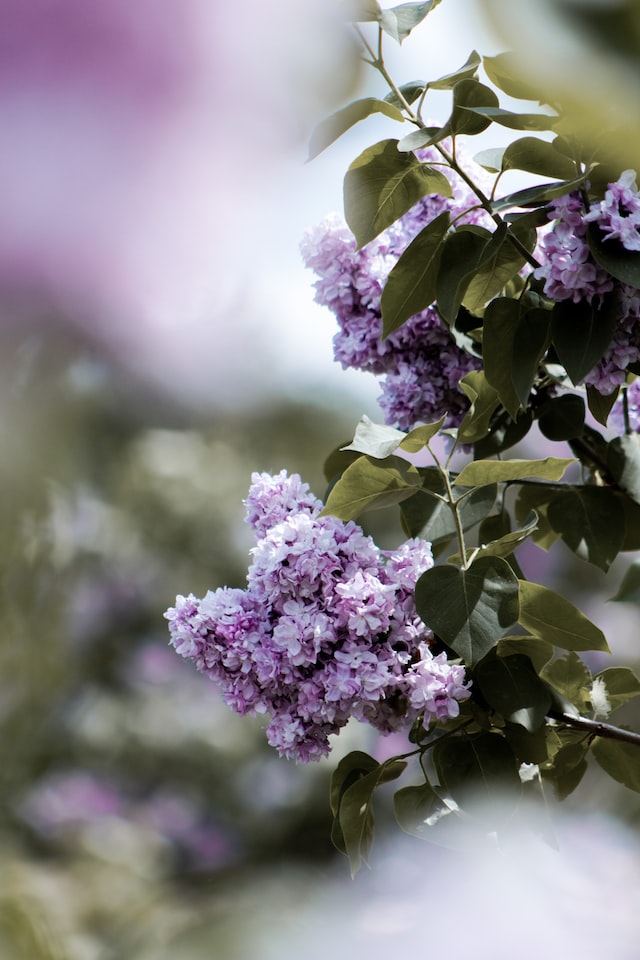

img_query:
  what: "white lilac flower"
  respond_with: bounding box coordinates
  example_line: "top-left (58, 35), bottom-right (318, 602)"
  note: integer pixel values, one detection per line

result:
top-left (165, 471), bottom-right (470, 762)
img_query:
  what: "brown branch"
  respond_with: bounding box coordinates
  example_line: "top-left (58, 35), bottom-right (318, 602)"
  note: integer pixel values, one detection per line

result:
top-left (547, 710), bottom-right (640, 747)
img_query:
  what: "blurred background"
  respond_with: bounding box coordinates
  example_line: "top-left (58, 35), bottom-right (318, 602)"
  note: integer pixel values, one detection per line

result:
top-left (2, 1), bottom-right (640, 957)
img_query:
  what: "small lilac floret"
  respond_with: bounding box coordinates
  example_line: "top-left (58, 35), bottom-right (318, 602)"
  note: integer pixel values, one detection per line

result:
top-left (165, 471), bottom-right (471, 762)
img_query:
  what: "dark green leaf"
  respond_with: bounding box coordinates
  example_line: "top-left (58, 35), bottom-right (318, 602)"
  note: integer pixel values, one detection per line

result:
top-left (462, 107), bottom-right (559, 132)
top-left (518, 582), bottom-right (610, 653)
top-left (448, 511), bottom-right (538, 566)
top-left (492, 177), bottom-right (586, 212)
top-left (436, 226), bottom-right (495, 323)
top-left (502, 137), bottom-right (576, 179)
top-left (320, 454), bottom-right (422, 521)
top-left (537, 395), bottom-right (585, 441)
top-left (323, 445), bottom-right (361, 485)
top-left (448, 79), bottom-right (500, 136)
top-left (463, 222), bottom-right (536, 314)
top-left (475, 410), bottom-right (533, 458)
top-left (504, 723), bottom-right (550, 763)
top-left (551, 294), bottom-right (618, 385)
top-left (454, 456), bottom-right (575, 487)
top-left (400, 480), bottom-right (497, 544)
top-left (586, 384), bottom-right (619, 427)
top-left (384, 81), bottom-right (426, 109)
top-left (457, 371), bottom-right (500, 445)
top-left (542, 742), bottom-right (589, 800)
top-left (307, 98), bottom-right (405, 161)
top-left (344, 140), bottom-right (453, 248)
top-left (511, 307), bottom-right (551, 407)
top-left (607, 433), bottom-right (640, 506)
top-left (592, 738), bottom-right (640, 794)
top-left (474, 653), bottom-right (552, 732)
top-left (393, 781), bottom-right (446, 837)
top-left (337, 758), bottom-right (407, 874)
top-left (380, 211), bottom-right (450, 336)
top-left (380, 0), bottom-right (443, 43)
top-left (433, 732), bottom-right (521, 819)
top-left (482, 297), bottom-right (522, 418)
top-left (514, 484), bottom-right (558, 550)
top-left (546, 486), bottom-right (625, 571)
top-left (619, 492), bottom-right (640, 551)
top-left (425, 50), bottom-right (481, 90)
top-left (587, 223), bottom-right (640, 287)
top-left (483, 53), bottom-right (543, 102)
top-left (497, 636), bottom-right (554, 673)
top-left (415, 556), bottom-right (520, 665)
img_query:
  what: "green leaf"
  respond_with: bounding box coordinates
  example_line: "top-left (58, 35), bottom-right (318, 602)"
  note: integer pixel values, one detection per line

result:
top-left (400, 479), bottom-right (497, 545)
top-left (454, 457), bottom-right (575, 487)
top-left (537, 395), bottom-right (585, 441)
top-left (497, 636), bottom-right (554, 673)
top-left (380, 211), bottom-right (450, 337)
top-left (587, 223), bottom-right (640, 287)
top-left (462, 107), bottom-right (559, 132)
top-left (504, 723), bottom-right (550, 764)
top-left (400, 417), bottom-right (447, 451)
top-left (610, 560), bottom-right (640, 603)
top-left (425, 50), bottom-right (481, 90)
top-left (511, 308), bottom-right (551, 408)
top-left (475, 410), bottom-right (533, 458)
top-left (514, 485), bottom-right (558, 550)
top-left (323, 445), bottom-right (361, 485)
top-left (607, 433), bottom-right (640, 507)
top-left (463, 222), bottom-right (536, 315)
top-left (586, 384), bottom-right (619, 427)
top-left (415, 556), bottom-right (520, 665)
top-left (551, 295), bottom-right (618, 385)
top-left (393, 781), bottom-right (446, 837)
top-left (448, 511), bottom-right (538, 566)
top-left (483, 53), bottom-right (543, 102)
top-left (492, 177), bottom-right (586, 212)
top-left (501, 137), bottom-right (577, 179)
top-left (330, 750), bottom-right (379, 820)
top-left (380, 0), bottom-right (443, 43)
top-left (384, 81), bottom-right (426, 109)
top-left (344, 140), bottom-right (453, 249)
top-left (473, 147), bottom-right (506, 173)
top-left (595, 666), bottom-right (640, 711)
top-left (433, 732), bottom-right (521, 819)
top-left (482, 297), bottom-right (522, 418)
top-left (333, 755), bottom-right (407, 874)
top-left (307, 98), bottom-right (405, 161)
top-left (436, 226), bottom-right (495, 323)
top-left (518, 581), bottom-right (610, 653)
top-left (546, 486), bottom-right (625, 572)
top-left (542, 651), bottom-right (592, 705)
top-left (342, 415), bottom-right (408, 459)
top-left (457, 371), bottom-right (500, 445)
top-left (320, 454), bottom-right (422, 521)
top-left (448, 79), bottom-right (500, 136)
top-left (475, 653), bottom-right (552, 732)
top-left (619, 492), bottom-right (640, 551)
top-left (542, 742), bottom-right (589, 800)
top-left (592, 738), bottom-right (640, 794)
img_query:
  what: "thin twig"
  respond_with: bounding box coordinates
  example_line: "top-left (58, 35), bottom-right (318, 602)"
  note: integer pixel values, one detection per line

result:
top-left (548, 710), bottom-right (640, 748)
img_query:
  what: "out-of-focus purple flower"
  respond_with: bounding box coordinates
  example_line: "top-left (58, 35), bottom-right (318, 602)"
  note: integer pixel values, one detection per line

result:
top-left (20, 771), bottom-right (124, 833)
top-left (610, 379), bottom-right (640, 434)
top-left (301, 145), bottom-right (488, 431)
top-left (165, 471), bottom-right (470, 762)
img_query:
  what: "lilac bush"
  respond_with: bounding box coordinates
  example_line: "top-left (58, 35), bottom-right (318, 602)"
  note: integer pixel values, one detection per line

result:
top-left (165, 470), bottom-right (470, 762)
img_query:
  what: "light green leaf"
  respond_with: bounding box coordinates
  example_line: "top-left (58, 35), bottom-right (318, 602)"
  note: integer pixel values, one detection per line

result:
top-left (497, 636), bottom-right (554, 673)
top-left (593, 738), bottom-right (640, 794)
top-left (455, 457), bottom-right (575, 487)
top-left (400, 416), bottom-right (447, 451)
top-left (492, 176), bottom-right (586, 212)
top-left (342, 415), bottom-right (407, 459)
top-left (457, 371), bottom-right (500, 445)
top-left (448, 511), bottom-right (538, 566)
top-left (594, 667), bottom-right (640, 711)
top-left (415, 556), bottom-right (520, 665)
top-left (384, 81), bottom-right (426, 109)
top-left (344, 140), bottom-right (453, 249)
top-left (473, 147), bottom-right (506, 173)
top-left (307, 98), bottom-right (405, 161)
top-left (320, 454), bottom-right (422, 521)
top-left (380, 0), bottom-right (443, 44)
top-left (518, 581), bottom-right (610, 653)
top-left (380, 211), bottom-right (450, 337)
top-left (542, 651), bottom-right (592, 705)
top-left (610, 560), bottom-right (640, 603)
top-left (483, 53), bottom-right (544, 102)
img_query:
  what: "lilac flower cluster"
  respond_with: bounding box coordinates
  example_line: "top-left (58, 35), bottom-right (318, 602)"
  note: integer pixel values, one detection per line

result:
top-left (535, 173), bottom-right (640, 392)
top-left (301, 146), bottom-right (489, 431)
top-left (165, 471), bottom-right (470, 762)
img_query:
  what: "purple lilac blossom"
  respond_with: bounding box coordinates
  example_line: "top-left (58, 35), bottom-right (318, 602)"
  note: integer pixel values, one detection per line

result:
top-left (165, 471), bottom-right (471, 762)
top-left (300, 145), bottom-right (490, 431)
top-left (535, 175), bottom-right (640, 392)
